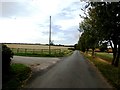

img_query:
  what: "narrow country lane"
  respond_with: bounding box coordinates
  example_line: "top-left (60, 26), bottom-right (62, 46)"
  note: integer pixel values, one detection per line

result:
top-left (25, 50), bottom-right (112, 88)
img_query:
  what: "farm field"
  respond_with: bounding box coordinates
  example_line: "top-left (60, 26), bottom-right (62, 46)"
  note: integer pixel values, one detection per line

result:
top-left (5, 44), bottom-right (72, 50)
top-left (5, 44), bottom-right (73, 57)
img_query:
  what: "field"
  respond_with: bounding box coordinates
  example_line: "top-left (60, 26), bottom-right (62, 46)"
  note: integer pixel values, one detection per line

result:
top-left (88, 51), bottom-right (113, 63)
top-left (5, 44), bottom-right (72, 50)
top-left (5, 44), bottom-right (73, 57)
top-left (96, 52), bottom-right (113, 63)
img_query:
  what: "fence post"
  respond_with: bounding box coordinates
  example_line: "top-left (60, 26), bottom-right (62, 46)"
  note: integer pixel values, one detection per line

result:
top-left (25, 49), bottom-right (27, 55)
top-left (17, 48), bottom-right (19, 53)
top-left (41, 49), bottom-right (43, 54)
top-left (33, 49), bottom-right (34, 54)
top-left (11, 48), bottom-right (13, 52)
top-left (55, 49), bottom-right (56, 55)
top-left (25, 49), bottom-right (26, 53)
top-left (59, 49), bottom-right (61, 54)
top-left (11, 48), bottom-right (14, 53)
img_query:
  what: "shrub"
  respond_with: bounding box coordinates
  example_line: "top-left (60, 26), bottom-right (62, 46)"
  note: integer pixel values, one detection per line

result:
top-left (2, 44), bottom-right (14, 75)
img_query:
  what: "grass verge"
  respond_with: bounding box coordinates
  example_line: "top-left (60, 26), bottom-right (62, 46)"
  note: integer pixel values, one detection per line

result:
top-left (2, 63), bottom-right (31, 90)
top-left (83, 53), bottom-right (120, 89)
top-left (96, 52), bottom-right (113, 63)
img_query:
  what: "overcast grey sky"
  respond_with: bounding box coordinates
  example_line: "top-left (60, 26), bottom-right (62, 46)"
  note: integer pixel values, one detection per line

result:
top-left (0, 0), bottom-right (86, 45)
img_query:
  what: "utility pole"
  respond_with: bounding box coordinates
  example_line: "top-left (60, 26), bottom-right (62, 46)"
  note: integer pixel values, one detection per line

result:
top-left (49, 16), bottom-right (51, 55)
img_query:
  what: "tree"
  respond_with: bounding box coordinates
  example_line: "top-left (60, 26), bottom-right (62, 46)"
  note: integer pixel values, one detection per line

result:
top-left (78, 33), bottom-right (86, 52)
top-left (99, 42), bottom-right (108, 52)
top-left (89, 2), bottom-right (120, 67)
top-left (79, 2), bottom-right (120, 67)
top-left (50, 40), bottom-right (54, 45)
top-left (78, 11), bottom-right (99, 56)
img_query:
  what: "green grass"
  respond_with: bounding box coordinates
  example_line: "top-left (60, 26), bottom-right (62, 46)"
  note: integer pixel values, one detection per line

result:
top-left (2, 64), bottom-right (31, 90)
top-left (96, 52), bottom-right (113, 62)
top-left (14, 53), bottom-right (64, 57)
top-left (84, 54), bottom-right (120, 89)
top-left (10, 64), bottom-right (31, 81)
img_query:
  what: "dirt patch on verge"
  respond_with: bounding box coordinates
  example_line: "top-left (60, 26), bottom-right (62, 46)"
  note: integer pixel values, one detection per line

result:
top-left (88, 53), bottom-right (111, 64)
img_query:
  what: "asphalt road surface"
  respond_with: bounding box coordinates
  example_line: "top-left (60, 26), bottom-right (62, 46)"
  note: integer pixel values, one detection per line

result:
top-left (25, 50), bottom-right (112, 88)
top-left (12, 56), bottom-right (61, 72)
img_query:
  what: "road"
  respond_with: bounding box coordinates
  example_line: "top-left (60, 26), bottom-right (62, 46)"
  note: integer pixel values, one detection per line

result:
top-left (25, 50), bottom-right (112, 88)
top-left (12, 56), bottom-right (61, 72)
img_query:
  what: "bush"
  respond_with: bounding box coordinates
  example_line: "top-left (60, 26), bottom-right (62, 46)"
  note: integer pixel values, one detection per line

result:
top-left (2, 44), bottom-right (14, 75)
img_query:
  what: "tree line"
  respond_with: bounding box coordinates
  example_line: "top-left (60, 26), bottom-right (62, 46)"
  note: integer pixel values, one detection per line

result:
top-left (77, 2), bottom-right (120, 67)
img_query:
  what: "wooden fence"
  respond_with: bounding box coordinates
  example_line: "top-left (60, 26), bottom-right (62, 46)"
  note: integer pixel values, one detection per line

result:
top-left (11, 48), bottom-right (62, 55)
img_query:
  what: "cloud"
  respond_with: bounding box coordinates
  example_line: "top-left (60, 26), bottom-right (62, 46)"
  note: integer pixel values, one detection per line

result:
top-left (1, 2), bottom-right (33, 17)
top-left (0, 0), bottom-right (86, 45)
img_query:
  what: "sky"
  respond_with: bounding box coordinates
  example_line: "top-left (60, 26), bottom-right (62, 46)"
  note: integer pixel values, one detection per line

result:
top-left (0, 0), bottom-right (86, 45)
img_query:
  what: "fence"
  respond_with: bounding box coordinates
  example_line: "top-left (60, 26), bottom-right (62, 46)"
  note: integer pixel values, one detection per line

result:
top-left (11, 48), bottom-right (62, 55)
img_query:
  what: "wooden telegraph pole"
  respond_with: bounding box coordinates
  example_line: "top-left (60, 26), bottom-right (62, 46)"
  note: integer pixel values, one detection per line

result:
top-left (49, 16), bottom-right (51, 55)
